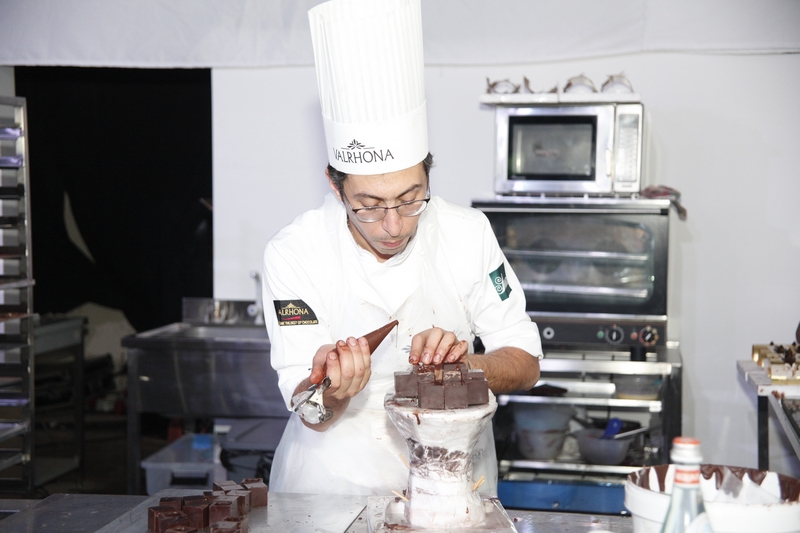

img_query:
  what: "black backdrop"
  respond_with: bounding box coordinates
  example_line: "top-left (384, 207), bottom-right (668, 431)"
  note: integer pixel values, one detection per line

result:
top-left (14, 67), bottom-right (213, 332)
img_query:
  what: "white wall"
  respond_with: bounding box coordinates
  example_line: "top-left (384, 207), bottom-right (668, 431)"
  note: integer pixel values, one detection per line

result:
top-left (213, 52), bottom-right (800, 473)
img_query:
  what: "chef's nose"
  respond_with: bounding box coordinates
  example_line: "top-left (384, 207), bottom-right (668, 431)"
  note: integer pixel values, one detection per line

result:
top-left (382, 207), bottom-right (403, 237)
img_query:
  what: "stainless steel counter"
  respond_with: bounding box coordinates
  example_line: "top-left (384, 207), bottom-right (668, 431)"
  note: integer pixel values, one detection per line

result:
top-left (0, 491), bottom-right (633, 533)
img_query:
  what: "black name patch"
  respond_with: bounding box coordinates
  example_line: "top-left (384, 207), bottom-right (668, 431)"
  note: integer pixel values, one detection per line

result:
top-left (273, 299), bottom-right (319, 326)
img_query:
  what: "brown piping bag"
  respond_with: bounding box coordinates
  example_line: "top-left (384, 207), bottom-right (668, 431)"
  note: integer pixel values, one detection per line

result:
top-left (363, 320), bottom-right (399, 353)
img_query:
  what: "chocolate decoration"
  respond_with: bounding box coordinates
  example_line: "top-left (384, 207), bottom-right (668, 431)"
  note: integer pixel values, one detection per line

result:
top-left (224, 515), bottom-right (249, 533)
top-left (209, 500), bottom-right (236, 524)
top-left (444, 382), bottom-right (468, 409)
top-left (209, 522), bottom-right (239, 533)
top-left (241, 477), bottom-right (263, 484)
top-left (182, 495), bottom-right (206, 506)
top-left (156, 513), bottom-right (189, 533)
top-left (148, 506), bottom-right (174, 533)
top-left (213, 480), bottom-right (240, 491)
top-left (227, 490), bottom-right (251, 515)
top-left (164, 527), bottom-right (198, 533)
top-left (184, 503), bottom-right (209, 529)
top-left (242, 481), bottom-right (269, 508)
top-left (467, 379), bottom-right (489, 405)
top-left (419, 381), bottom-right (445, 409)
top-left (159, 497), bottom-right (183, 511)
top-left (362, 319), bottom-right (399, 353)
top-left (394, 371), bottom-right (418, 397)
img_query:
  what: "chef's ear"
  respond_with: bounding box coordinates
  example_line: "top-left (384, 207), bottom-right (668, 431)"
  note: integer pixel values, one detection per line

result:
top-left (325, 168), bottom-right (343, 202)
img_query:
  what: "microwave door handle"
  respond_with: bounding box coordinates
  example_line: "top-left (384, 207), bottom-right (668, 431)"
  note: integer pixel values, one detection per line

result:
top-left (605, 149), bottom-right (613, 177)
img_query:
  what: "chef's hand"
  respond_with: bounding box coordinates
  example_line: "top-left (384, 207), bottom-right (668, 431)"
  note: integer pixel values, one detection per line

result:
top-left (309, 337), bottom-right (372, 400)
top-left (408, 327), bottom-right (469, 365)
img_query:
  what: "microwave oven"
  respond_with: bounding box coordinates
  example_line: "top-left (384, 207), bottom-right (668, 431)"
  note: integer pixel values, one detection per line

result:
top-left (492, 102), bottom-right (644, 195)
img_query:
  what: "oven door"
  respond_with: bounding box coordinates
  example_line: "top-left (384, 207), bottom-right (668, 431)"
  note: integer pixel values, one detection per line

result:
top-left (474, 198), bottom-right (669, 318)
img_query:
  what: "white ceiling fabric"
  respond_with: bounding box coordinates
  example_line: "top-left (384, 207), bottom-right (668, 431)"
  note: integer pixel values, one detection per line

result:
top-left (0, 0), bottom-right (798, 68)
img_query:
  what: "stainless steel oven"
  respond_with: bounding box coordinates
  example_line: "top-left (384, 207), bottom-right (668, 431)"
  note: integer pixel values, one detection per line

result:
top-left (473, 195), bottom-right (669, 352)
top-left (472, 195), bottom-right (681, 515)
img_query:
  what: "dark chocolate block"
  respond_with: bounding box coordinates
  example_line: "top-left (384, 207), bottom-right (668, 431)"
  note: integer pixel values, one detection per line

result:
top-left (209, 500), bottom-right (237, 524)
top-left (443, 368), bottom-right (463, 383)
top-left (241, 477), bottom-right (263, 484)
top-left (224, 515), bottom-right (249, 533)
top-left (183, 495), bottom-right (206, 506)
top-left (227, 490), bottom-right (251, 515)
top-left (184, 503), bottom-right (209, 529)
top-left (242, 481), bottom-right (268, 508)
top-left (443, 362), bottom-right (467, 374)
top-left (467, 369), bottom-right (485, 380)
top-left (209, 522), bottom-right (239, 533)
top-left (148, 506), bottom-right (175, 533)
top-left (394, 371), bottom-right (418, 397)
top-left (164, 527), bottom-right (198, 533)
top-left (444, 381), bottom-right (468, 409)
top-left (156, 513), bottom-right (189, 533)
top-left (213, 480), bottom-right (240, 491)
top-left (159, 496), bottom-right (184, 511)
top-left (467, 378), bottom-right (489, 405)
top-left (419, 381), bottom-right (445, 409)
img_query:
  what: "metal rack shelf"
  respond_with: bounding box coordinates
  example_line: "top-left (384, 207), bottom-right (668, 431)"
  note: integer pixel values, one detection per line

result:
top-left (500, 459), bottom-right (640, 476)
top-left (498, 394), bottom-right (662, 412)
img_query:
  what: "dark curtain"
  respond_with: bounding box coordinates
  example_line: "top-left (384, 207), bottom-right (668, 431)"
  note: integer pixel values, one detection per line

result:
top-left (14, 67), bottom-right (213, 332)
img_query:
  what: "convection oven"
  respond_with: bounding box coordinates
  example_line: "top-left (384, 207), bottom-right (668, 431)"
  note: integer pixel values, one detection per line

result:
top-left (472, 195), bottom-right (682, 515)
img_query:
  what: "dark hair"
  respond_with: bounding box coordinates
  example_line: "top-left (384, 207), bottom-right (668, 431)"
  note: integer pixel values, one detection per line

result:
top-left (327, 152), bottom-right (434, 195)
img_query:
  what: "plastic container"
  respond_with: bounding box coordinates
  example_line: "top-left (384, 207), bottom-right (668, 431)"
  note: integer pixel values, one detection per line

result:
top-left (141, 433), bottom-right (227, 495)
top-left (613, 374), bottom-right (662, 400)
top-left (625, 464), bottom-right (800, 533)
top-left (512, 404), bottom-right (574, 460)
top-left (516, 429), bottom-right (568, 460)
top-left (574, 428), bottom-right (633, 465)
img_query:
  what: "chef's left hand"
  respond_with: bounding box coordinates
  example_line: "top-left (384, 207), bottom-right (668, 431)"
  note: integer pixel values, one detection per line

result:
top-left (409, 327), bottom-right (469, 365)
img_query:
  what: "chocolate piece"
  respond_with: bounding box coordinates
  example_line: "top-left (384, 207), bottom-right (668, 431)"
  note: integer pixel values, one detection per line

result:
top-left (165, 527), bottom-right (197, 533)
top-left (224, 515), bottom-right (249, 533)
top-left (443, 368), bottom-right (463, 383)
top-left (204, 490), bottom-right (226, 503)
top-left (156, 513), bottom-right (189, 533)
top-left (209, 500), bottom-right (237, 524)
top-left (213, 480), bottom-right (240, 491)
top-left (242, 481), bottom-right (268, 508)
top-left (148, 506), bottom-right (175, 533)
top-left (227, 490), bottom-right (251, 515)
top-left (419, 381), bottom-right (445, 409)
top-left (209, 522), bottom-right (239, 533)
top-left (467, 378), bottom-right (489, 405)
top-left (184, 503), bottom-right (209, 529)
top-left (241, 477), bottom-right (263, 484)
top-left (182, 495), bottom-right (206, 506)
top-left (394, 371), bottom-right (418, 397)
top-left (443, 362), bottom-right (467, 374)
top-left (363, 320), bottom-right (399, 353)
top-left (444, 381), bottom-right (468, 409)
top-left (222, 484), bottom-right (245, 492)
top-left (159, 496), bottom-right (184, 511)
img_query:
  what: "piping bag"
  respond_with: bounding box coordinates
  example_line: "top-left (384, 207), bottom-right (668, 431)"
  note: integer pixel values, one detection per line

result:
top-left (291, 320), bottom-right (399, 423)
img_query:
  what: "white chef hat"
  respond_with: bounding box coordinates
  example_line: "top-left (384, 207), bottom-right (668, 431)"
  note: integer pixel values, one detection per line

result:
top-left (308, 0), bottom-right (428, 176)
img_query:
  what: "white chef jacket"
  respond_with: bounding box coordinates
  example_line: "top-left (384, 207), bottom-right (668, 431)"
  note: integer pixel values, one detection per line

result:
top-left (262, 193), bottom-right (542, 496)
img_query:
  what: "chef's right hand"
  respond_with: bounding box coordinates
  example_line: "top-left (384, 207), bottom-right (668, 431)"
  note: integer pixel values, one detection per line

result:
top-left (308, 337), bottom-right (372, 400)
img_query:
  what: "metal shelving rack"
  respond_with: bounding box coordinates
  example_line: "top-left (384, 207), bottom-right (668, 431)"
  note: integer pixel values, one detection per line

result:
top-left (0, 95), bottom-right (37, 496)
top-left (497, 346), bottom-right (683, 477)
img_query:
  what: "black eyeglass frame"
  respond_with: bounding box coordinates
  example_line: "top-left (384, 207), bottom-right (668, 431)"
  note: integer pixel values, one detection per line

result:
top-left (342, 189), bottom-right (431, 223)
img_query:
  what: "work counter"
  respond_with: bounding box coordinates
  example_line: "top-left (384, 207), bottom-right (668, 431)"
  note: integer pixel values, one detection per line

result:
top-left (0, 491), bottom-right (633, 532)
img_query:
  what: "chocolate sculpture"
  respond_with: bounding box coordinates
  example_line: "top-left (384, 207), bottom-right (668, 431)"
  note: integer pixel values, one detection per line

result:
top-left (394, 362), bottom-right (489, 409)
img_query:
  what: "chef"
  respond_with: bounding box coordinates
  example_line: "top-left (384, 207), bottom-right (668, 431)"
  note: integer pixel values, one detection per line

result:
top-left (262, 0), bottom-right (542, 497)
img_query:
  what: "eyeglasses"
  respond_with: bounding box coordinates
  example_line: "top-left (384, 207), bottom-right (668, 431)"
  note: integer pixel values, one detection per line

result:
top-left (342, 191), bottom-right (430, 223)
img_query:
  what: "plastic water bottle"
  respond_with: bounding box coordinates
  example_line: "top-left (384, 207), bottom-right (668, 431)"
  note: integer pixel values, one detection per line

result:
top-left (659, 437), bottom-right (713, 533)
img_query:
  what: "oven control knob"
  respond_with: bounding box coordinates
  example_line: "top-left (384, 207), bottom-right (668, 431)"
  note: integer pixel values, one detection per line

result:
top-left (542, 327), bottom-right (555, 340)
top-left (606, 326), bottom-right (624, 344)
top-left (639, 326), bottom-right (659, 346)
